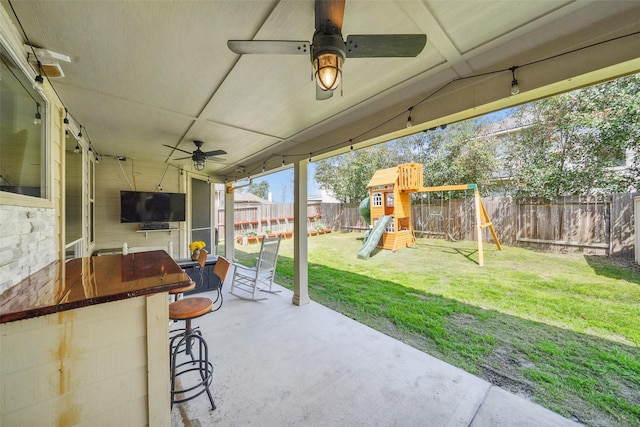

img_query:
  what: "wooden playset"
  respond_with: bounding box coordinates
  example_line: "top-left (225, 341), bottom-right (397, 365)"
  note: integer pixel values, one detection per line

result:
top-left (361, 162), bottom-right (501, 265)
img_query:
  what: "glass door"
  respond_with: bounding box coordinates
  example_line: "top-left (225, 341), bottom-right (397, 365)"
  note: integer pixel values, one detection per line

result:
top-left (191, 177), bottom-right (212, 253)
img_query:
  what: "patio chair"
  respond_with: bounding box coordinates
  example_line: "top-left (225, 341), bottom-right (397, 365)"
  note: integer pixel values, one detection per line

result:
top-left (229, 236), bottom-right (281, 301)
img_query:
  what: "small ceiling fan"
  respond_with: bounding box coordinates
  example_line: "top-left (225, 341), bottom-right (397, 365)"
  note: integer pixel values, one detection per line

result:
top-left (228, 0), bottom-right (427, 100)
top-left (164, 140), bottom-right (227, 171)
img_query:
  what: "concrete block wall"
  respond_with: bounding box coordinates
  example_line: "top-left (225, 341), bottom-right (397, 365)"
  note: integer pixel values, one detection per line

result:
top-left (0, 205), bottom-right (56, 294)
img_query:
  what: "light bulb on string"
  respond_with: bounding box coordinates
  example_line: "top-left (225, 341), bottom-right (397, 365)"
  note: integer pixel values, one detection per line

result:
top-left (406, 108), bottom-right (413, 128)
top-left (510, 66), bottom-right (520, 95)
top-left (33, 103), bottom-right (42, 125)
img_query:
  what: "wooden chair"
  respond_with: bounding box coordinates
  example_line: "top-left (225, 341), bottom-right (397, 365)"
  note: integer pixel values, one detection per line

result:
top-left (211, 256), bottom-right (231, 311)
top-left (229, 236), bottom-right (281, 301)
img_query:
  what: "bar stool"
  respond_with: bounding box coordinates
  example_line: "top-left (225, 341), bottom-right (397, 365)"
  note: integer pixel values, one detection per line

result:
top-left (169, 297), bottom-right (216, 410)
top-left (168, 280), bottom-right (195, 302)
top-left (168, 256), bottom-right (231, 410)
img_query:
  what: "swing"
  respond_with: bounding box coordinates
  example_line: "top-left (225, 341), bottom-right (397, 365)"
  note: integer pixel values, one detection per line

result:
top-left (428, 192), bottom-right (444, 220)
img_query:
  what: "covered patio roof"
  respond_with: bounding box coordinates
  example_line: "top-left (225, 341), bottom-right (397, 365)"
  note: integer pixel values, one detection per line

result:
top-left (4, 0), bottom-right (640, 181)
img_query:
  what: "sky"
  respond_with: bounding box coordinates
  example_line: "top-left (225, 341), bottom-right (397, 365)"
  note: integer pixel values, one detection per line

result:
top-left (259, 107), bottom-right (516, 203)
top-left (258, 163), bottom-right (319, 203)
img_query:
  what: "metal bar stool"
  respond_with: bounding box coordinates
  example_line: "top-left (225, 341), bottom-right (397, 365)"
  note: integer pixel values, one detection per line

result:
top-left (169, 297), bottom-right (216, 410)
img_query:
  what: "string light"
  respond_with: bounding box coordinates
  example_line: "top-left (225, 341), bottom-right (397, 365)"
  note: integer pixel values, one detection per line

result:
top-left (406, 107), bottom-right (413, 128)
top-left (282, 156), bottom-right (285, 166)
top-left (34, 61), bottom-right (43, 85)
top-left (77, 125), bottom-right (83, 138)
top-left (63, 108), bottom-right (69, 125)
top-left (33, 102), bottom-right (42, 125)
top-left (510, 66), bottom-right (520, 95)
top-left (74, 144), bottom-right (80, 154)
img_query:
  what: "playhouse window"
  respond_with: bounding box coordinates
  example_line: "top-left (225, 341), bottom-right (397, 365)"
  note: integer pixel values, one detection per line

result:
top-left (372, 192), bottom-right (382, 207)
top-left (385, 220), bottom-right (395, 233)
top-left (385, 192), bottom-right (394, 207)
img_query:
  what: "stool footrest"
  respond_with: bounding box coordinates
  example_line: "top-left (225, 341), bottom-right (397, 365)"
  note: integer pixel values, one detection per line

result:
top-left (170, 327), bottom-right (215, 410)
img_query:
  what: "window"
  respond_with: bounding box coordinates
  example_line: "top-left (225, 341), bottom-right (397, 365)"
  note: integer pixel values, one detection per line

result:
top-left (372, 192), bottom-right (382, 207)
top-left (385, 192), bottom-right (394, 207)
top-left (0, 44), bottom-right (47, 198)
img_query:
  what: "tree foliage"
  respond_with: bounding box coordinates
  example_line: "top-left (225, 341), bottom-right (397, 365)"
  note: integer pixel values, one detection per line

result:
top-left (314, 119), bottom-right (497, 203)
top-left (502, 74), bottom-right (640, 199)
top-left (243, 179), bottom-right (270, 199)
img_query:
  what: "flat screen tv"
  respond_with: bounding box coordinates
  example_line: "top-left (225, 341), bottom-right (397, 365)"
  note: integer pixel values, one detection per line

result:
top-left (120, 190), bottom-right (186, 223)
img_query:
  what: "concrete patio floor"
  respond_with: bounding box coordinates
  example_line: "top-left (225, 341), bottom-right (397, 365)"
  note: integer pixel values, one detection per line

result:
top-left (171, 283), bottom-right (581, 427)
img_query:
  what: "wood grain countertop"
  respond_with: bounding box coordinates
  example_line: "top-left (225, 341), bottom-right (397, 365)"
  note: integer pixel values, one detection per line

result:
top-left (0, 250), bottom-right (191, 323)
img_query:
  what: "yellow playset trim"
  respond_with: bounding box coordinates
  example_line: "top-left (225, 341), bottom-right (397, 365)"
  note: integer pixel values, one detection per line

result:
top-left (366, 163), bottom-right (501, 266)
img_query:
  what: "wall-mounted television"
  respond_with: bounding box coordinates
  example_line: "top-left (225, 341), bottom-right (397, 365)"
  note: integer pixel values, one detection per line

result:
top-left (120, 191), bottom-right (186, 224)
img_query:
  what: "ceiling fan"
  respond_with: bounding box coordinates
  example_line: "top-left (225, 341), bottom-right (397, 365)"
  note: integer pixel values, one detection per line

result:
top-left (227, 0), bottom-right (427, 100)
top-left (164, 140), bottom-right (227, 171)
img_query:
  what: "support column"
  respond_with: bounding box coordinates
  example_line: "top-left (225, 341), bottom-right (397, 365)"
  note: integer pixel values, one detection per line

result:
top-left (293, 160), bottom-right (310, 306)
top-left (224, 184), bottom-right (235, 262)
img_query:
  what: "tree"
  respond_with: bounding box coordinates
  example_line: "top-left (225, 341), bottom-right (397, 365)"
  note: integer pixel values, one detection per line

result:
top-left (502, 74), bottom-right (640, 199)
top-left (416, 120), bottom-right (498, 193)
top-left (243, 180), bottom-right (270, 200)
top-left (314, 118), bottom-right (498, 203)
top-left (314, 145), bottom-right (396, 204)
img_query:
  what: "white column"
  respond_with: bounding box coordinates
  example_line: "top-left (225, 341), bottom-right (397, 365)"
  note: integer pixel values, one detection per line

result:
top-left (293, 160), bottom-right (310, 306)
top-left (224, 184), bottom-right (235, 262)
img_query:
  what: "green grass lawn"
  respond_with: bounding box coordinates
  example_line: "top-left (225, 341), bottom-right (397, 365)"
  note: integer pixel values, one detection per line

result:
top-left (232, 232), bottom-right (640, 426)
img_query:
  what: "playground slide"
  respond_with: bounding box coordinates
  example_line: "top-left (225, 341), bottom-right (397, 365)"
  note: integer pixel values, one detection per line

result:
top-left (357, 215), bottom-right (392, 260)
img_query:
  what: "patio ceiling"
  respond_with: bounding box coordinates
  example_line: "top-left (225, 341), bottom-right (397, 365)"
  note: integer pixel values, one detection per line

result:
top-left (4, 0), bottom-right (640, 182)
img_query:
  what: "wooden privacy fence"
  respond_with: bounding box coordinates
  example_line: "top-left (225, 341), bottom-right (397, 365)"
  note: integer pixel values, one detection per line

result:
top-left (216, 192), bottom-right (638, 257)
top-left (332, 193), bottom-right (638, 257)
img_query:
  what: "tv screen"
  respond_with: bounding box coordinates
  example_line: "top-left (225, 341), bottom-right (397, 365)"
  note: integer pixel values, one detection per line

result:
top-left (120, 191), bottom-right (186, 223)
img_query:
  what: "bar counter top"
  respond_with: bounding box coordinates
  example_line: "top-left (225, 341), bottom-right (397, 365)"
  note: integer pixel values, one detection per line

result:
top-left (0, 250), bottom-right (191, 323)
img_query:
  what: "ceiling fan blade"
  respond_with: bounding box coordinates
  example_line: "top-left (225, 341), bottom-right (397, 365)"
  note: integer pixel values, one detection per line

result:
top-left (163, 144), bottom-right (192, 155)
top-left (174, 155), bottom-right (192, 160)
top-left (205, 157), bottom-right (228, 163)
top-left (345, 34), bottom-right (427, 58)
top-left (203, 149), bottom-right (227, 156)
top-left (316, 84), bottom-right (334, 101)
top-left (228, 40), bottom-right (310, 55)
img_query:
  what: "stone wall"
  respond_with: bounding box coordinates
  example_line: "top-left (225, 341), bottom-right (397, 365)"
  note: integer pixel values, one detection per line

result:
top-left (0, 205), bottom-right (56, 293)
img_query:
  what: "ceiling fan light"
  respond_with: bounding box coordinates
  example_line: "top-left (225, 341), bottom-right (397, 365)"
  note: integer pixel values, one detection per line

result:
top-left (314, 53), bottom-right (342, 91)
top-left (193, 158), bottom-right (206, 171)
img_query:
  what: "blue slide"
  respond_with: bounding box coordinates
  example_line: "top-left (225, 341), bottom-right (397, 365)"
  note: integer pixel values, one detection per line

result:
top-left (357, 215), bottom-right (392, 259)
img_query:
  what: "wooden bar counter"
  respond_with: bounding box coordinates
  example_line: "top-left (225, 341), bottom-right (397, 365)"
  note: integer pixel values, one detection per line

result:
top-left (0, 251), bottom-right (190, 426)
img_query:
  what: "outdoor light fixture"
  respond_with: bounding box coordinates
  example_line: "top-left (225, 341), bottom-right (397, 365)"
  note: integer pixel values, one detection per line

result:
top-left (77, 125), bottom-right (83, 138)
top-left (74, 144), bottom-right (80, 154)
top-left (312, 32), bottom-right (345, 91)
top-left (33, 103), bottom-right (42, 125)
top-left (193, 155), bottom-right (206, 171)
top-left (510, 66), bottom-right (520, 95)
top-left (406, 108), bottom-right (413, 128)
top-left (63, 108), bottom-right (69, 125)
